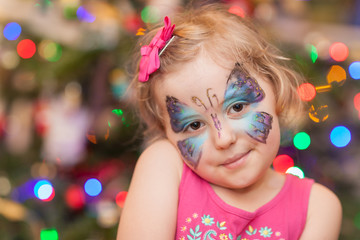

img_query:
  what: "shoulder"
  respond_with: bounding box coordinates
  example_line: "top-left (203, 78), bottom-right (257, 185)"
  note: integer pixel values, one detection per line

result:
top-left (299, 183), bottom-right (342, 240)
top-left (138, 139), bottom-right (184, 178)
top-left (117, 139), bottom-right (183, 240)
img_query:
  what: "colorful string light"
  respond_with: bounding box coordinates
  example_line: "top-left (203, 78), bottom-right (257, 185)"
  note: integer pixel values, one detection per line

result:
top-left (349, 61), bottom-right (360, 80)
top-left (76, 6), bottom-right (96, 22)
top-left (293, 132), bottom-right (311, 150)
top-left (34, 180), bottom-right (55, 201)
top-left (273, 154), bottom-right (294, 173)
top-left (3, 22), bottom-right (22, 40)
top-left (330, 126), bottom-right (351, 148)
top-left (297, 83), bottom-right (316, 101)
top-left (116, 191), bottom-right (128, 208)
top-left (286, 166), bottom-right (305, 179)
top-left (84, 178), bottom-right (102, 197)
top-left (329, 42), bottom-right (349, 62)
top-left (40, 228), bottom-right (58, 240)
top-left (17, 39), bottom-right (36, 59)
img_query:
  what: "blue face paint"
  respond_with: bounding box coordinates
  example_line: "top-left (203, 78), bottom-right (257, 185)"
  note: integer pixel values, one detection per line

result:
top-left (166, 96), bottom-right (200, 133)
top-left (177, 133), bottom-right (207, 168)
top-left (246, 111), bottom-right (273, 143)
top-left (224, 67), bottom-right (273, 143)
top-left (224, 69), bottom-right (265, 108)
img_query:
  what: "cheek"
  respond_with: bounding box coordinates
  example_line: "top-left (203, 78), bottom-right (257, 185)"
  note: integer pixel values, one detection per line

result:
top-left (230, 111), bottom-right (273, 143)
top-left (177, 133), bottom-right (208, 169)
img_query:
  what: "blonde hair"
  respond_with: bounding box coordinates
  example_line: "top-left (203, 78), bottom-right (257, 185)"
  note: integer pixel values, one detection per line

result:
top-left (127, 3), bottom-right (306, 145)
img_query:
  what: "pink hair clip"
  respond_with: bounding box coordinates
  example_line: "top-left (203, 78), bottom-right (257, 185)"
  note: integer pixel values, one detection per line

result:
top-left (138, 16), bottom-right (175, 82)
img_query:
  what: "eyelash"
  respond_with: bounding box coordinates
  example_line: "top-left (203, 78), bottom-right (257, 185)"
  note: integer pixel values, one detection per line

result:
top-left (183, 121), bottom-right (205, 133)
top-left (227, 101), bottom-right (248, 116)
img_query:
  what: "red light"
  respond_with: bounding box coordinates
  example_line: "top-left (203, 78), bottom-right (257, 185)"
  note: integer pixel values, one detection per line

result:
top-left (297, 83), bottom-right (316, 102)
top-left (329, 42), bottom-right (349, 62)
top-left (65, 185), bottom-right (85, 209)
top-left (273, 154), bottom-right (294, 173)
top-left (354, 93), bottom-right (360, 111)
top-left (228, 6), bottom-right (245, 18)
top-left (116, 191), bottom-right (128, 208)
top-left (17, 39), bottom-right (36, 59)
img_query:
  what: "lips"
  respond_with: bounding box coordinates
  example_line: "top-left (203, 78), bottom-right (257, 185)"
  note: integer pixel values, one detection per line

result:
top-left (222, 151), bottom-right (250, 169)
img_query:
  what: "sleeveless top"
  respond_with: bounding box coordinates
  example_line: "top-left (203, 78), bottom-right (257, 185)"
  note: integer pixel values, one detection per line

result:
top-left (176, 163), bottom-right (314, 240)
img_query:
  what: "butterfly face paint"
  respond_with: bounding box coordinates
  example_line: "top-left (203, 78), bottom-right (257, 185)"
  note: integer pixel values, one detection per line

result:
top-left (177, 134), bottom-right (207, 168)
top-left (225, 67), bottom-right (273, 143)
top-left (246, 111), bottom-right (273, 143)
top-left (166, 96), bottom-right (206, 168)
top-left (225, 69), bottom-right (265, 104)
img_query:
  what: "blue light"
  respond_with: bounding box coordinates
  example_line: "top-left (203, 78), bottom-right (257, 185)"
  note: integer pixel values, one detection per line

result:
top-left (34, 180), bottom-right (53, 200)
top-left (349, 62), bottom-right (360, 80)
top-left (84, 178), bottom-right (102, 196)
top-left (76, 6), bottom-right (96, 23)
top-left (330, 126), bottom-right (351, 148)
top-left (3, 22), bottom-right (22, 40)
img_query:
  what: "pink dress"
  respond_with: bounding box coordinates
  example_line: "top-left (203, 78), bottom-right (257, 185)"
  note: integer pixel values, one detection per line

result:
top-left (176, 163), bottom-right (314, 240)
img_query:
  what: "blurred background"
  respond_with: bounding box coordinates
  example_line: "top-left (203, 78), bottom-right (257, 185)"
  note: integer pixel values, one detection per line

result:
top-left (0, 0), bottom-right (359, 239)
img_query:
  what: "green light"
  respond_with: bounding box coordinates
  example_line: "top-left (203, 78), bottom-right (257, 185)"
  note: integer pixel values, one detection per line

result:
top-left (40, 228), bottom-right (58, 240)
top-left (141, 6), bottom-right (160, 23)
top-left (310, 45), bottom-right (318, 63)
top-left (354, 212), bottom-right (360, 230)
top-left (293, 132), bottom-right (311, 150)
top-left (112, 109), bottom-right (123, 116)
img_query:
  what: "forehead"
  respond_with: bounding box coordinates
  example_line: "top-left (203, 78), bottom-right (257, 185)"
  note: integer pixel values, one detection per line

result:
top-left (156, 54), bottom-right (233, 102)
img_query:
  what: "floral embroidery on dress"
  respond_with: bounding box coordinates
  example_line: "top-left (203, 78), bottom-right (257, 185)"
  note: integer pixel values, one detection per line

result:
top-left (201, 215), bottom-right (215, 226)
top-left (245, 226), bottom-right (257, 235)
top-left (259, 227), bottom-right (273, 238)
top-left (180, 213), bottom-right (283, 239)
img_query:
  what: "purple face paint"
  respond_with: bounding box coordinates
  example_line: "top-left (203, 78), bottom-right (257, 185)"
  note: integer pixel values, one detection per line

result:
top-left (177, 134), bottom-right (206, 168)
top-left (166, 96), bottom-right (200, 133)
top-left (246, 111), bottom-right (273, 143)
top-left (211, 113), bottom-right (222, 138)
top-left (224, 68), bottom-right (265, 104)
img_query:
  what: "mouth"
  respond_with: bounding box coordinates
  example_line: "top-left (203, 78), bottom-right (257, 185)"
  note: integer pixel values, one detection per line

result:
top-left (222, 151), bottom-right (251, 169)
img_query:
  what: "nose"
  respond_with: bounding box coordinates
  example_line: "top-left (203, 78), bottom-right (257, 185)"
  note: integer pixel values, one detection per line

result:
top-left (212, 119), bottom-right (236, 150)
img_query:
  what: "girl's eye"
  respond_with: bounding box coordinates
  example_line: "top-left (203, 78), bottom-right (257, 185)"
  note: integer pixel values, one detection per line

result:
top-left (231, 103), bottom-right (244, 112)
top-left (184, 121), bottom-right (204, 132)
top-left (228, 102), bottom-right (244, 114)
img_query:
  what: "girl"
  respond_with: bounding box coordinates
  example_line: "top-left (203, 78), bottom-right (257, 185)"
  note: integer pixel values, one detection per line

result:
top-left (117, 4), bottom-right (342, 240)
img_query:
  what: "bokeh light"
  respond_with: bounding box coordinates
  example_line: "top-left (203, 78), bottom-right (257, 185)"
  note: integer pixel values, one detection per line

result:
top-left (228, 6), bottom-right (245, 18)
top-left (273, 154), bottom-right (294, 173)
top-left (309, 104), bottom-right (329, 123)
top-left (77, 6), bottom-right (96, 22)
top-left (354, 93), bottom-right (360, 111)
top-left (84, 178), bottom-right (102, 197)
top-left (116, 191), bottom-right (128, 208)
top-left (307, 44), bottom-right (318, 63)
top-left (65, 185), bottom-right (85, 209)
top-left (141, 6), bottom-right (160, 23)
top-left (40, 228), bottom-right (58, 240)
top-left (17, 39), bottom-right (36, 59)
top-left (3, 22), bottom-right (22, 40)
top-left (0, 176), bottom-right (11, 196)
top-left (327, 65), bottom-right (346, 85)
top-left (286, 166), bottom-right (305, 179)
top-left (34, 180), bottom-right (55, 201)
top-left (297, 83), bottom-right (316, 101)
top-left (354, 212), bottom-right (360, 230)
top-left (38, 40), bottom-right (62, 62)
top-left (329, 42), bottom-right (349, 62)
top-left (349, 61), bottom-right (360, 80)
top-left (293, 132), bottom-right (311, 150)
top-left (330, 126), bottom-right (351, 148)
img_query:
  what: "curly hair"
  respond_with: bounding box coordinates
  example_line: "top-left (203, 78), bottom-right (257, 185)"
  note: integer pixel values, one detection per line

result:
top-left (127, 3), bottom-right (306, 145)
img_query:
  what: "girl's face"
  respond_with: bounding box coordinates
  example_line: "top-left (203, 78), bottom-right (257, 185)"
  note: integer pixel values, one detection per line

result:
top-left (156, 54), bottom-right (281, 190)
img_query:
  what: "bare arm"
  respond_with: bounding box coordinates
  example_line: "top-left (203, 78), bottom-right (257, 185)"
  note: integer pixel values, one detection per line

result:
top-left (117, 140), bottom-right (183, 240)
top-left (300, 183), bottom-right (342, 240)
